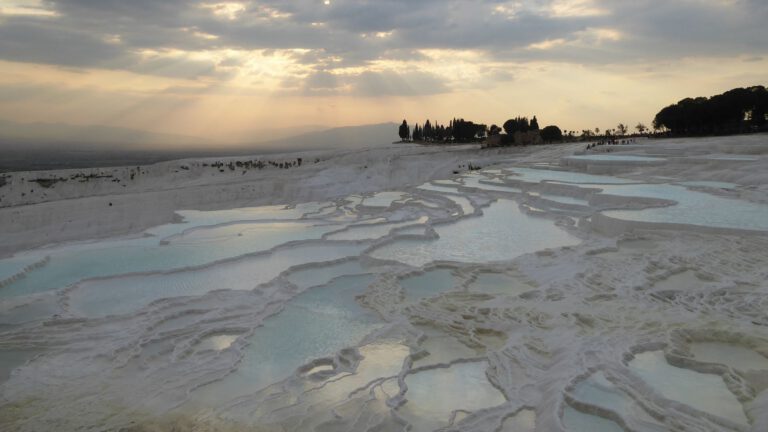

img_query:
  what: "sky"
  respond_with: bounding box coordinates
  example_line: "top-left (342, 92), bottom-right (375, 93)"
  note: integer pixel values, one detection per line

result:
top-left (0, 0), bottom-right (766, 142)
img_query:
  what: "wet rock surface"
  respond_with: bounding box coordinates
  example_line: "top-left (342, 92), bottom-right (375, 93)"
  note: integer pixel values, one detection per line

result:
top-left (1, 136), bottom-right (767, 431)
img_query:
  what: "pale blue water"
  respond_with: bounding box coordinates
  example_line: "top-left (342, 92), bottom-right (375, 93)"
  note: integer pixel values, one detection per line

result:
top-left (361, 191), bottom-right (407, 207)
top-left (1, 221), bottom-right (339, 299)
top-left (461, 174), bottom-right (524, 193)
top-left (678, 181), bottom-right (738, 190)
top-left (505, 168), bottom-right (634, 185)
top-left (418, 183), bottom-right (463, 194)
top-left (629, 351), bottom-right (748, 425)
top-left (171, 202), bottom-right (326, 228)
top-left (399, 361), bottom-right (506, 430)
top-left (700, 155), bottom-right (758, 161)
top-left (68, 243), bottom-right (367, 317)
top-left (370, 199), bottom-right (581, 266)
top-left (570, 373), bottom-right (628, 417)
top-left (144, 202), bottom-right (327, 239)
top-left (600, 184), bottom-right (768, 231)
top-left (400, 269), bottom-right (455, 302)
top-left (563, 407), bottom-right (623, 432)
top-left (565, 154), bottom-right (665, 162)
top-left (190, 274), bottom-right (382, 402)
top-left (541, 195), bottom-right (589, 206)
top-left (0, 255), bottom-right (42, 283)
top-left (286, 260), bottom-right (368, 289)
top-left (529, 192), bottom-right (589, 206)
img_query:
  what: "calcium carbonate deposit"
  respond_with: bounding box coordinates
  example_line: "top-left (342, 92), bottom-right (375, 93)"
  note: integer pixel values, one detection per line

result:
top-left (1, 136), bottom-right (767, 431)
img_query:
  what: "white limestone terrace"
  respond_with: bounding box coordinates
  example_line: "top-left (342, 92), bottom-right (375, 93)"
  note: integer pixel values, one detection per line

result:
top-left (0, 134), bottom-right (767, 431)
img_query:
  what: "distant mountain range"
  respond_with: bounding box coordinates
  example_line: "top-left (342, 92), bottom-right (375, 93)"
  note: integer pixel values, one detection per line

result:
top-left (0, 118), bottom-right (400, 171)
top-left (0, 118), bottom-right (208, 150)
top-left (0, 118), bottom-right (399, 152)
top-left (254, 122), bottom-right (399, 152)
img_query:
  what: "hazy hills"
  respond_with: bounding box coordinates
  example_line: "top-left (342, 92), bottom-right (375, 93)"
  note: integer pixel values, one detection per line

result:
top-left (254, 122), bottom-right (399, 152)
top-left (0, 118), bottom-right (208, 150)
top-left (0, 119), bottom-right (399, 172)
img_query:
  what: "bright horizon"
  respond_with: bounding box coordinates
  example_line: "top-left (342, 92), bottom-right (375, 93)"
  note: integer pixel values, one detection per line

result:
top-left (0, 0), bottom-right (766, 143)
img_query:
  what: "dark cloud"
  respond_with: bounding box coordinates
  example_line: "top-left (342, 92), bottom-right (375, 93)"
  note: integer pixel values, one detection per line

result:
top-left (0, 18), bottom-right (126, 68)
top-left (0, 0), bottom-right (765, 81)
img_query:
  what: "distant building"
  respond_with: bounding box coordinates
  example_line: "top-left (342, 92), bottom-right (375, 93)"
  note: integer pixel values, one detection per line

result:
top-left (483, 134), bottom-right (504, 148)
top-left (513, 131), bottom-right (542, 145)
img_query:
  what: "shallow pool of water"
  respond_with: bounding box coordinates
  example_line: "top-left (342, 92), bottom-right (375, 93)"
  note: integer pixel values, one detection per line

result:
top-left (362, 191), bottom-right (407, 207)
top-left (563, 406), bottom-right (623, 432)
top-left (67, 243), bottom-right (368, 317)
top-left (400, 268), bottom-right (456, 302)
top-left (369, 199), bottom-right (580, 267)
top-left (462, 174), bottom-right (524, 193)
top-left (285, 260), bottom-right (368, 290)
top-left (601, 184), bottom-right (768, 231)
top-left (417, 182), bottom-right (463, 194)
top-left (529, 192), bottom-right (589, 206)
top-left (678, 181), bottom-right (738, 190)
top-left (568, 371), bottom-right (665, 430)
top-left (629, 351), bottom-right (748, 425)
top-left (325, 217), bottom-right (428, 241)
top-left (690, 342), bottom-right (768, 371)
top-left (505, 168), bottom-right (634, 185)
top-left (399, 361), bottom-right (506, 430)
top-left (1, 218), bottom-right (343, 300)
top-left (188, 274), bottom-right (382, 403)
top-left (565, 154), bottom-right (666, 163)
top-left (700, 155), bottom-right (758, 161)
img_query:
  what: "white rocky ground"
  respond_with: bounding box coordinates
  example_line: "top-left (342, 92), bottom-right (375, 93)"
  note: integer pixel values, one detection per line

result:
top-left (1, 143), bottom-right (525, 255)
top-left (0, 135), bottom-right (767, 432)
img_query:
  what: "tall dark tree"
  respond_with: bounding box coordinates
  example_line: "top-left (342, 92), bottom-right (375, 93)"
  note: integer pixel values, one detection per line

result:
top-left (653, 86), bottom-right (768, 135)
top-left (530, 116), bottom-right (540, 131)
top-left (540, 125), bottom-right (563, 143)
top-left (398, 120), bottom-right (410, 141)
top-left (503, 117), bottom-right (530, 135)
top-left (412, 124), bottom-right (422, 141)
top-left (423, 120), bottom-right (433, 141)
top-left (451, 118), bottom-right (487, 142)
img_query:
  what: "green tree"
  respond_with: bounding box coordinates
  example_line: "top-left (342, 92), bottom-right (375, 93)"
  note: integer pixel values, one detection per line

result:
top-left (398, 120), bottom-right (410, 141)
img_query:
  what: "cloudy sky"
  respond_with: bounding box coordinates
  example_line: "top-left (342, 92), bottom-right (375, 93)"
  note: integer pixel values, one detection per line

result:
top-left (0, 0), bottom-right (766, 142)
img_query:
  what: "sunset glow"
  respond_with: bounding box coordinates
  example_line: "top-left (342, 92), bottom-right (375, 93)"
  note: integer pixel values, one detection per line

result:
top-left (0, 0), bottom-right (765, 143)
